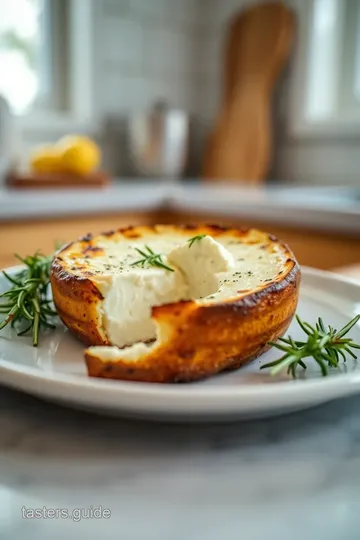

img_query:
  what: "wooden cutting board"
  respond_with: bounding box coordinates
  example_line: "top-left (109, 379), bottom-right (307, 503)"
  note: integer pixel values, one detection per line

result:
top-left (203, 1), bottom-right (295, 183)
top-left (6, 170), bottom-right (110, 189)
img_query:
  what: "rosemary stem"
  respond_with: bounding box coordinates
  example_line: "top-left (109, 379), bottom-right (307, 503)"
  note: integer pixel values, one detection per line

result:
top-left (0, 304), bottom-right (18, 330)
top-left (263, 313), bottom-right (360, 378)
top-left (0, 250), bottom-right (58, 346)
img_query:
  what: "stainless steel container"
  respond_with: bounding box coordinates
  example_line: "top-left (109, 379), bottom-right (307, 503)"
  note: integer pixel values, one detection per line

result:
top-left (128, 101), bottom-right (189, 180)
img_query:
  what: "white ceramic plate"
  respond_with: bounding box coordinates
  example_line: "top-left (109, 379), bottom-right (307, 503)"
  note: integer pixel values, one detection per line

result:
top-left (0, 266), bottom-right (360, 422)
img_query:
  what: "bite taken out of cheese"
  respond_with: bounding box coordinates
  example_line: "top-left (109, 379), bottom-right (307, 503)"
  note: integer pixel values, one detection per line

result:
top-left (96, 266), bottom-right (188, 348)
top-left (85, 237), bottom-right (235, 360)
top-left (85, 234), bottom-right (235, 348)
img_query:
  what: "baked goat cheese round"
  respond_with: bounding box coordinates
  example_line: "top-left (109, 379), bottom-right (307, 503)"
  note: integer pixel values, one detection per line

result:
top-left (51, 225), bottom-right (300, 383)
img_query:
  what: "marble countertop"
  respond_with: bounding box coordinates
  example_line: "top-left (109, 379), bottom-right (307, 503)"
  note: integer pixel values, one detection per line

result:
top-left (1, 182), bottom-right (360, 234)
top-left (1, 385), bottom-right (360, 540)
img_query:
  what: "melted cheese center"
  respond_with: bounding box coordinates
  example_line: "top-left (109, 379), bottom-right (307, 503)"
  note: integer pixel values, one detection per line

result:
top-left (65, 232), bottom-right (287, 348)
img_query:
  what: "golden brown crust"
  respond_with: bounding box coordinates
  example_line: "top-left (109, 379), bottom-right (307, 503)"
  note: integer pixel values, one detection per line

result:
top-left (50, 259), bottom-right (109, 346)
top-left (85, 265), bottom-right (299, 382)
top-left (51, 224), bottom-right (300, 382)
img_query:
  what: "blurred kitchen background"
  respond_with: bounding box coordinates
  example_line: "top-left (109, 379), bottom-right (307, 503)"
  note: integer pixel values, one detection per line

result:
top-left (0, 0), bottom-right (359, 276)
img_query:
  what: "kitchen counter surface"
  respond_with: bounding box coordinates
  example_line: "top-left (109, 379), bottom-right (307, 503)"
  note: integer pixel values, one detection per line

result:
top-left (1, 385), bottom-right (360, 540)
top-left (1, 182), bottom-right (360, 234)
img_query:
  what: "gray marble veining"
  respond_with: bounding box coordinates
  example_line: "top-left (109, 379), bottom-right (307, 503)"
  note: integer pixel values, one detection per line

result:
top-left (1, 386), bottom-right (360, 539)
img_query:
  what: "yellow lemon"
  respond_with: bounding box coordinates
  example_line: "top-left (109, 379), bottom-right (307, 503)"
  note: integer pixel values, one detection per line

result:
top-left (57, 135), bottom-right (101, 175)
top-left (30, 145), bottom-right (62, 174)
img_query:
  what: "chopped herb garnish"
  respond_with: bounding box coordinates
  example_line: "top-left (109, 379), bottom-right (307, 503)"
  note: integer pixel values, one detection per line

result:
top-left (131, 245), bottom-right (174, 272)
top-left (187, 234), bottom-right (207, 248)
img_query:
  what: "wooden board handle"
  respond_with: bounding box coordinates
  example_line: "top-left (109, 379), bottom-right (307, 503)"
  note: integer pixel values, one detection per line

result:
top-left (203, 1), bottom-right (295, 183)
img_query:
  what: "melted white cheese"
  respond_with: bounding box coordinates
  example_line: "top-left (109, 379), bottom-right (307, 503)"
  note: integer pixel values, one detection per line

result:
top-left (168, 235), bottom-right (234, 298)
top-left (96, 267), bottom-right (188, 348)
top-left (64, 232), bottom-right (287, 348)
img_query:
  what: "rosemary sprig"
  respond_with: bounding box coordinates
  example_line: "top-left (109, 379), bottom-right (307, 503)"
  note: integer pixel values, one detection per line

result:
top-left (131, 245), bottom-right (174, 272)
top-left (0, 252), bottom-right (57, 346)
top-left (261, 314), bottom-right (360, 378)
top-left (187, 234), bottom-right (207, 248)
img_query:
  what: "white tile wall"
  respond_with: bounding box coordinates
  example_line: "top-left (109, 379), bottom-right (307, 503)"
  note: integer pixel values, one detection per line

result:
top-left (98, 73), bottom-right (149, 116)
top-left (143, 27), bottom-right (192, 77)
top-left (94, 0), bottom-right (201, 120)
top-left (101, 18), bottom-right (144, 71)
top-left (101, 0), bottom-right (130, 17)
top-left (130, 0), bottom-right (173, 24)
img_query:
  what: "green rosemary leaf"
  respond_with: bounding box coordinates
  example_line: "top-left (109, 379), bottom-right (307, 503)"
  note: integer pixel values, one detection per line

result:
top-left (313, 354), bottom-right (328, 376)
top-left (318, 318), bottom-right (326, 332)
top-left (134, 247), bottom-right (148, 259)
top-left (33, 309), bottom-right (40, 346)
top-left (14, 253), bottom-right (29, 266)
top-left (39, 316), bottom-right (56, 329)
top-left (335, 314), bottom-right (360, 338)
top-left (277, 337), bottom-right (293, 344)
top-left (260, 353), bottom-right (291, 370)
top-left (145, 245), bottom-right (155, 255)
top-left (298, 360), bottom-right (307, 369)
top-left (265, 313), bottom-right (360, 378)
top-left (1, 287), bottom-right (25, 296)
top-left (323, 348), bottom-right (339, 366)
top-left (290, 363), bottom-right (297, 378)
top-left (295, 315), bottom-right (312, 335)
top-left (187, 234), bottom-right (207, 248)
top-left (0, 250), bottom-right (58, 346)
top-left (0, 302), bottom-right (16, 310)
top-left (270, 354), bottom-right (299, 376)
top-left (319, 334), bottom-right (331, 348)
top-left (131, 246), bottom-right (174, 272)
top-left (2, 270), bottom-right (22, 287)
top-left (337, 348), bottom-right (348, 362)
top-left (344, 346), bottom-right (357, 360)
top-left (267, 341), bottom-right (292, 353)
top-left (17, 324), bottom-right (32, 336)
top-left (17, 290), bottom-right (26, 309)
top-left (19, 303), bottom-right (34, 321)
top-left (42, 307), bottom-right (58, 317)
